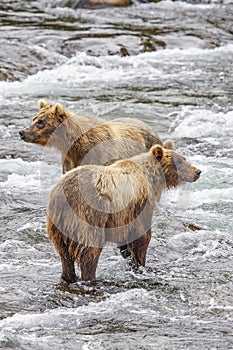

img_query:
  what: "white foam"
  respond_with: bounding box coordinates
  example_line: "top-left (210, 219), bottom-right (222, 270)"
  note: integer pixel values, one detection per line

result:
top-left (0, 158), bottom-right (60, 194)
top-left (190, 187), bottom-right (233, 208)
top-left (16, 222), bottom-right (43, 232)
top-left (0, 158), bottom-right (41, 176)
top-left (0, 159), bottom-right (42, 192)
top-left (0, 44), bottom-right (232, 98)
top-left (0, 289), bottom-right (153, 332)
top-left (168, 229), bottom-right (232, 259)
top-left (0, 173), bottom-right (40, 190)
top-left (170, 108), bottom-right (233, 138)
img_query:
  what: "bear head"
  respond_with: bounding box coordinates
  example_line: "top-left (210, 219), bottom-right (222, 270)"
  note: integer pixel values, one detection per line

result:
top-left (19, 100), bottom-right (68, 146)
top-left (151, 144), bottom-right (201, 188)
top-left (163, 139), bottom-right (175, 150)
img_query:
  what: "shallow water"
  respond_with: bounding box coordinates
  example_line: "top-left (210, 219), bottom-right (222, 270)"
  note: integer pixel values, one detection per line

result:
top-left (0, 1), bottom-right (233, 349)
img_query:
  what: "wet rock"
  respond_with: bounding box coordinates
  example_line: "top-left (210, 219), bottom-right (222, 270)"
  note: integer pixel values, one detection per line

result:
top-left (119, 46), bottom-right (130, 57)
top-left (140, 38), bottom-right (157, 52)
top-left (0, 41), bottom-right (65, 81)
top-left (184, 223), bottom-right (203, 231)
top-left (67, 0), bottom-right (132, 9)
top-left (139, 0), bottom-right (161, 2)
top-left (140, 37), bottom-right (166, 52)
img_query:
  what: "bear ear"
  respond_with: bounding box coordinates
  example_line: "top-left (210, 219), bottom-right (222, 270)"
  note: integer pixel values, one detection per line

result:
top-left (54, 103), bottom-right (64, 115)
top-left (53, 103), bottom-right (66, 121)
top-left (38, 99), bottom-right (50, 110)
top-left (151, 144), bottom-right (164, 162)
top-left (163, 139), bottom-right (175, 150)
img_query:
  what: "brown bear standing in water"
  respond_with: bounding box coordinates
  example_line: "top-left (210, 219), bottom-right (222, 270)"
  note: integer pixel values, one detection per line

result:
top-left (19, 100), bottom-right (163, 173)
top-left (47, 144), bottom-right (201, 282)
top-left (19, 100), bottom-right (172, 261)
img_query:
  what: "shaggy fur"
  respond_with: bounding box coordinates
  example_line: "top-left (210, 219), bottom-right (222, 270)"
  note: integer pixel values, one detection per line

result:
top-left (47, 144), bottom-right (201, 282)
top-left (19, 100), bottom-right (173, 262)
top-left (19, 100), bottom-right (163, 173)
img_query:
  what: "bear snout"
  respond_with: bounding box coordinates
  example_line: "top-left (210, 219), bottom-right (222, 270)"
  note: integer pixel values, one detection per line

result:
top-left (194, 169), bottom-right (201, 181)
top-left (19, 130), bottom-right (25, 140)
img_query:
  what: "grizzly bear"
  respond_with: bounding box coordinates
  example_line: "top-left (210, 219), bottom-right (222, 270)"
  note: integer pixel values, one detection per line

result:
top-left (19, 100), bottom-right (163, 173)
top-left (47, 144), bottom-right (201, 282)
top-left (19, 100), bottom-right (173, 261)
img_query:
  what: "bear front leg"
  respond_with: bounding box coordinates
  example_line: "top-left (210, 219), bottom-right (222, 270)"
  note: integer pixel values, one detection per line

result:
top-left (60, 255), bottom-right (77, 283)
top-left (78, 247), bottom-right (102, 281)
top-left (128, 230), bottom-right (152, 267)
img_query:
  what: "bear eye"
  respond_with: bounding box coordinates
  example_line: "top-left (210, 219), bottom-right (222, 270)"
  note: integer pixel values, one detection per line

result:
top-left (36, 119), bottom-right (45, 129)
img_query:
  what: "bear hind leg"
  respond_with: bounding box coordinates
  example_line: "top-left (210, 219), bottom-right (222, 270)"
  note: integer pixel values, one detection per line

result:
top-left (48, 223), bottom-right (77, 283)
top-left (77, 247), bottom-right (102, 281)
top-left (128, 230), bottom-right (152, 268)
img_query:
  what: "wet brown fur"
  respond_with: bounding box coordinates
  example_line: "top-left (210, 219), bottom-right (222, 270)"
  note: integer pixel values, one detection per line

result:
top-left (20, 101), bottom-right (173, 263)
top-left (47, 145), bottom-right (201, 282)
top-left (20, 100), bottom-right (163, 173)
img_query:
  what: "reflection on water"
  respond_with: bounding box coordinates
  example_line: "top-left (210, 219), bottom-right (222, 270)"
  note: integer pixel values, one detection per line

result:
top-left (0, 1), bottom-right (232, 349)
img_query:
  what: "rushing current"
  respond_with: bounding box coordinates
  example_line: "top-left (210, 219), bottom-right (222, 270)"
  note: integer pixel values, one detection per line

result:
top-left (0, 1), bottom-right (232, 349)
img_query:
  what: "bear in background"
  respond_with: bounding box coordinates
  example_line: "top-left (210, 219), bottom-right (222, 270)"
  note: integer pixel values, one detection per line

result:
top-left (47, 144), bottom-right (201, 282)
top-left (19, 100), bottom-right (163, 173)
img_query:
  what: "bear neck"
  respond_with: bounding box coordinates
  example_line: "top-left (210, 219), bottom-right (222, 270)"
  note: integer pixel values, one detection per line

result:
top-left (52, 115), bottom-right (86, 156)
top-left (159, 160), bottom-right (180, 189)
top-left (133, 153), bottom-right (167, 200)
top-left (53, 114), bottom-right (104, 159)
top-left (51, 118), bottom-right (82, 155)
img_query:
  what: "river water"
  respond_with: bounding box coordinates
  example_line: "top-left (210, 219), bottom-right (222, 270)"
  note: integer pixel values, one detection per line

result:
top-left (0, 0), bottom-right (233, 349)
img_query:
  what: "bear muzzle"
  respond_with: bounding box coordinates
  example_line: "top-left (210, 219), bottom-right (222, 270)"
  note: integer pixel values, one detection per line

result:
top-left (19, 129), bottom-right (36, 143)
top-left (19, 130), bottom-right (25, 140)
top-left (194, 169), bottom-right (201, 181)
